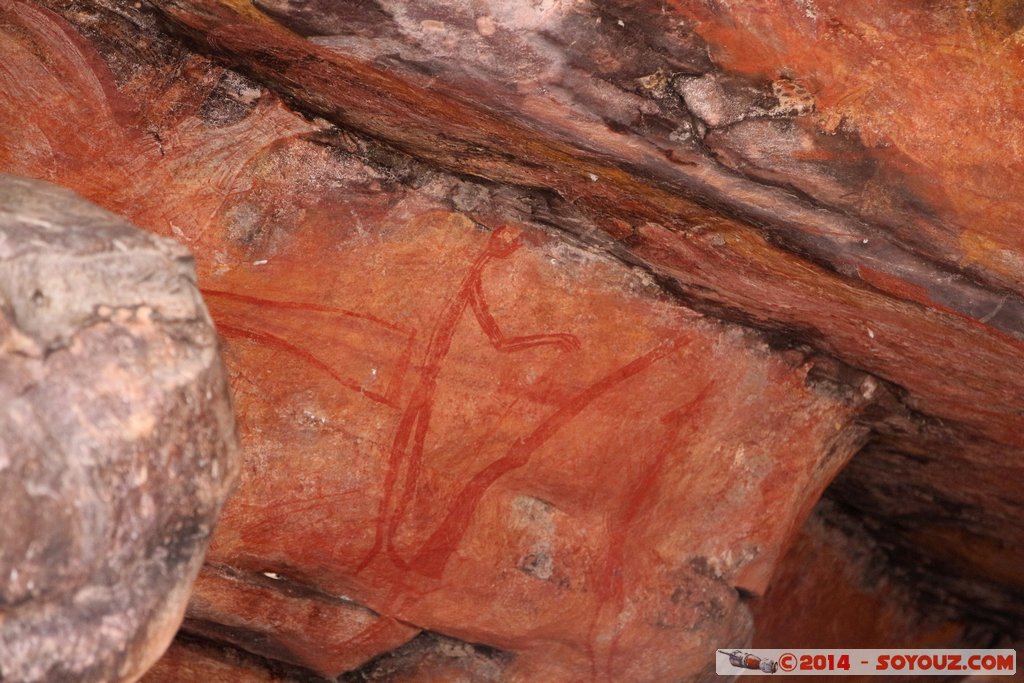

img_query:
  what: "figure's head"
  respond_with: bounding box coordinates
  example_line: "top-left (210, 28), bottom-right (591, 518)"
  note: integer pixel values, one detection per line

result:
top-left (485, 225), bottom-right (524, 258)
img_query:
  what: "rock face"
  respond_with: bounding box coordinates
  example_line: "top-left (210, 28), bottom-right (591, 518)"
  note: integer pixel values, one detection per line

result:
top-left (0, 175), bottom-right (238, 682)
top-left (752, 503), bottom-right (967, 653)
top-left (187, 216), bottom-right (871, 682)
top-left (1, 0), bottom-right (1022, 680)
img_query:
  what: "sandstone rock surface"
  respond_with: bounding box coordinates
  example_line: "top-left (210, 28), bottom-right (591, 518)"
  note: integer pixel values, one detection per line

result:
top-left (0, 174), bottom-right (238, 682)
top-left (1, 0), bottom-right (1022, 680)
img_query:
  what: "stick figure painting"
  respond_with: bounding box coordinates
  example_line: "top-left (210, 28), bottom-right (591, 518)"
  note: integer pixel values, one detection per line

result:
top-left (195, 213), bottom-right (862, 682)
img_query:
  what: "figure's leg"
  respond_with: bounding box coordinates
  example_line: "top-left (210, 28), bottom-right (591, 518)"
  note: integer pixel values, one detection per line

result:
top-left (386, 396), bottom-right (435, 567)
top-left (354, 403), bottom-right (420, 572)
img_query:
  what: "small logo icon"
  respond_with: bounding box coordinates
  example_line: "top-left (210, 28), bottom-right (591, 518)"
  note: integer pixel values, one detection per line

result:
top-left (720, 650), bottom-right (778, 674)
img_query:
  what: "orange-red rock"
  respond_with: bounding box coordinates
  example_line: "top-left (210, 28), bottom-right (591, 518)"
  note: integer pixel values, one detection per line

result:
top-left (753, 508), bottom-right (966, 652)
top-left (204, 209), bottom-right (870, 682)
top-left (182, 564), bottom-right (418, 677)
top-left (673, 0), bottom-right (1024, 292)
top-left (0, 5), bottom-right (867, 678)
top-left (3, 0), bottom-right (1023, 680)
top-left (143, 637), bottom-right (305, 683)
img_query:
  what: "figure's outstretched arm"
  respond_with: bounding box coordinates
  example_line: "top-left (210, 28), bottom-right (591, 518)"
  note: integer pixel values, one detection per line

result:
top-left (469, 277), bottom-right (580, 352)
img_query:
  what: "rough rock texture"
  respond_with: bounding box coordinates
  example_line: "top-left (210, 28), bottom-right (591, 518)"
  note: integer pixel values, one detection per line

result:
top-left (1, 0), bottom-right (1022, 680)
top-left (196, 213), bottom-right (871, 683)
top-left (749, 504), bottom-right (978, 683)
top-left (753, 504), bottom-right (969, 650)
top-left (0, 175), bottom-right (239, 681)
top-left (146, 631), bottom-right (512, 683)
top-left (142, 635), bottom-right (314, 683)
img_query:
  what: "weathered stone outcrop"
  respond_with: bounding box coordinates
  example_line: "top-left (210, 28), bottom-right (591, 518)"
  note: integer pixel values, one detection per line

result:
top-left (0, 175), bottom-right (238, 682)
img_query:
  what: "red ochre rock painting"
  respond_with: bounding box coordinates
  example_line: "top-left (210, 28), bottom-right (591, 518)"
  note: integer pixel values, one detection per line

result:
top-left (4, 1), bottom-right (1009, 681)
top-left (195, 211), bottom-right (866, 682)
top-left (0, 4), bottom-right (865, 679)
